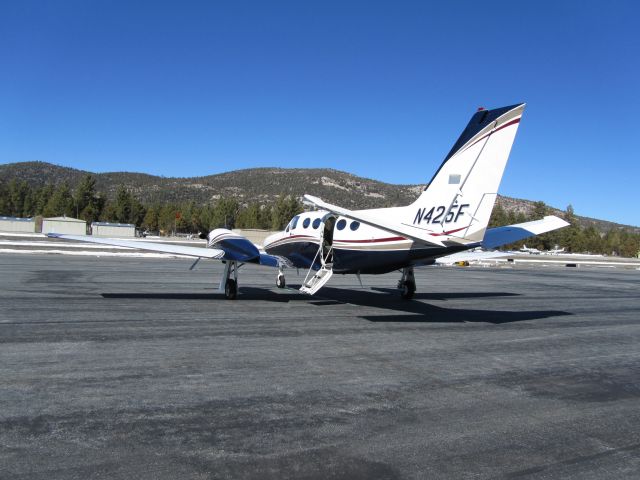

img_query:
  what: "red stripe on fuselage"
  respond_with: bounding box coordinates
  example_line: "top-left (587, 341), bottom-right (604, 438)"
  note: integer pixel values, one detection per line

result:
top-left (431, 226), bottom-right (467, 236)
top-left (334, 236), bottom-right (406, 244)
top-left (333, 226), bottom-right (467, 243)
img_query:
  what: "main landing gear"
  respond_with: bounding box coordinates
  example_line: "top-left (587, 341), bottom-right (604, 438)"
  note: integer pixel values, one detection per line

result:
top-left (221, 261), bottom-right (239, 300)
top-left (398, 267), bottom-right (416, 300)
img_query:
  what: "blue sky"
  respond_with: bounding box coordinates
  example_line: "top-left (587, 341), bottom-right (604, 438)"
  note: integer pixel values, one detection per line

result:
top-left (1, 1), bottom-right (639, 225)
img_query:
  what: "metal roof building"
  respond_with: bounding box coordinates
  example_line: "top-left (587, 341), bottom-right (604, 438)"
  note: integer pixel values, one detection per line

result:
top-left (0, 216), bottom-right (36, 233)
top-left (91, 222), bottom-right (136, 237)
top-left (42, 216), bottom-right (88, 235)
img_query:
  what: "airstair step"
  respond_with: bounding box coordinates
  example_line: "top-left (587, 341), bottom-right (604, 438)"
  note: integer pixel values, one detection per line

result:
top-left (299, 266), bottom-right (333, 295)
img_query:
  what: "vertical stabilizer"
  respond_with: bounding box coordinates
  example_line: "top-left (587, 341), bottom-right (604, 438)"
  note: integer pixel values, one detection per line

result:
top-left (408, 104), bottom-right (525, 242)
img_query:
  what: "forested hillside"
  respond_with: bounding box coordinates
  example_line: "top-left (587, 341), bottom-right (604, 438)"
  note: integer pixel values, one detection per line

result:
top-left (1, 161), bottom-right (639, 256)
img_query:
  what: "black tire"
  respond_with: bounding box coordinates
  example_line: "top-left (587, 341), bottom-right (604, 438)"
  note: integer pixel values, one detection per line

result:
top-left (401, 281), bottom-right (416, 300)
top-left (225, 278), bottom-right (237, 300)
top-left (276, 275), bottom-right (286, 289)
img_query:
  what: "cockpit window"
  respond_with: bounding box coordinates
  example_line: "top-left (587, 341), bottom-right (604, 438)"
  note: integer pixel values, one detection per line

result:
top-left (336, 219), bottom-right (346, 230)
top-left (302, 218), bottom-right (310, 229)
top-left (312, 218), bottom-right (321, 229)
top-left (290, 215), bottom-right (300, 230)
top-left (350, 221), bottom-right (360, 231)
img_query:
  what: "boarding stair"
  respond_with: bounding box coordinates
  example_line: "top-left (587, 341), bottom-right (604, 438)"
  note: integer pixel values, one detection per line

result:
top-left (299, 239), bottom-right (334, 295)
top-left (300, 263), bottom-right (333, 295)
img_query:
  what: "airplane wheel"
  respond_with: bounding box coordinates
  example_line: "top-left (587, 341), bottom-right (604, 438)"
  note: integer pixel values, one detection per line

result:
top-left (401, 281), bottom-right (416, 300)
top-left (225, 278), bottom-right (237, 300)
top-left (276, 275), bottom-right (286, 289)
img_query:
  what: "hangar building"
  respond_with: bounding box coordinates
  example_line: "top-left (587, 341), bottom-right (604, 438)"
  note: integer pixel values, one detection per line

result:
top-left (0, 216), bottom-right (36, 233)
top-left (42, 216), bottom-right (87, 235)
top-left (91, 222), bottom-right (136, 237)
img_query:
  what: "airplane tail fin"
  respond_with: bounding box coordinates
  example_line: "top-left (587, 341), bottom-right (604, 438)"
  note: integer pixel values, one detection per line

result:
top-left (407, 104), bottom-right (525, 243)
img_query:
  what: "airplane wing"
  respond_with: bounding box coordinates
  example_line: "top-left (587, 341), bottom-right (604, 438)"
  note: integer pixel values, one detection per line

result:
top-left (481, 215), bottom-right (569, 249)
top-left (303, 194), bottom-right (447, 248)
top-left (47, 233), bottom-right (226, 259)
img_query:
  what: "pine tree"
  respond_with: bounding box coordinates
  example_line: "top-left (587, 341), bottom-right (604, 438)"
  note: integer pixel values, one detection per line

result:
top-left (35, 185), bottom-right (55, 215)
top-left (561, 204), bottom-right (582, 252)
top-left (0, 183), bottom-right (7, 215)
top-left (43, 183), bottom-right (74, 217)
top-left (531, 201), bottom-right (548, 219)
top-left (236, 203), bottom-right (262, 229)
top-left (489, 203), bottom-right (508, 227)
top-left (110, 185), bottom-right (146, 226)
top-left (271, 195), bottom-right (302, 230)
top-left (209, 198), bottom-right (240, 229)
top-left (142, 204), bottom-right (160, 232)
top-left (75, 174), bottom-right (104, 222)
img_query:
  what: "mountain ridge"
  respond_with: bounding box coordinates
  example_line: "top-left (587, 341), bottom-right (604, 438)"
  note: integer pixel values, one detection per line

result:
top-left (1, 161), bottom-right (637, 234)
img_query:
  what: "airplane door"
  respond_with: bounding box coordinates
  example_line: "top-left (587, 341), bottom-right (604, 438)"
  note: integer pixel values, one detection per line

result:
top-left (321, 215), bottom-right (336, 264)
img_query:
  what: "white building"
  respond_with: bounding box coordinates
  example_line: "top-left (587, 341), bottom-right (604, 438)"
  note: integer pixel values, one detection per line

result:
top-left (0, 216), bottom-right (36, 233)
top-left (91, 222), bottom-right (136, 237)
top-left (42, 216), bottom-right (87, 235)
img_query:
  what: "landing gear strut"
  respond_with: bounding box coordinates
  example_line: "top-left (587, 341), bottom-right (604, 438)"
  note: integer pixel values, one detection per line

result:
top-left (276, 268), bottom-right (286, 288)
top-left (398, 267), bottom-right (416, 300)
top-left (221, 261), bottom-right (239, 300)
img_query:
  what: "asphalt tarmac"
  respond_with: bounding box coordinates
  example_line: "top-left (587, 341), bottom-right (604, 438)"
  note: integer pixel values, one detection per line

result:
top-left (1, 253), bottom-right (639, 479)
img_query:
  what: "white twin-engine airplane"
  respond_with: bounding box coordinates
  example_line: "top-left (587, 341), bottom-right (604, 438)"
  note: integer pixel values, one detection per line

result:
top-left (48, 104), bottom-right (569, 300)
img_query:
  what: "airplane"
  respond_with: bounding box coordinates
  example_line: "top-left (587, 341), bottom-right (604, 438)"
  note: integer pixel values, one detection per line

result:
top-left (519, 244), bottom-right (542, 254)
top-left (545, 245), bottom-right (565, 255)
top-left (47, 103), bottom-right (569, 300)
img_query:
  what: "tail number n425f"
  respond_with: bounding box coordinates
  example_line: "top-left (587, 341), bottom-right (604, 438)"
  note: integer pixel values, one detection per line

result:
top-left (413, 204), bottom-right (470, 225)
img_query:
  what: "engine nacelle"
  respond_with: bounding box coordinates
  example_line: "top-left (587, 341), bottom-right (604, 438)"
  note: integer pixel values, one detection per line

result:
top-left (206, 228), bottom-right (260, 262)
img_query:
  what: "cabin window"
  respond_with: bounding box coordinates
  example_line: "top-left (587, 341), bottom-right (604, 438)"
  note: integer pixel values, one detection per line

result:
top-left (302, 218), bottom-right (310, 228)
top-left (336, 219), bottom-right (346, 230)
top-left (290, 215), bottom-right (300, 230)
top-left (350, 221), bottom-right (360, 231)
top-left (312, 218), bottom-right (321, 229)
top-left (449, 174), bottom-right (461, 184)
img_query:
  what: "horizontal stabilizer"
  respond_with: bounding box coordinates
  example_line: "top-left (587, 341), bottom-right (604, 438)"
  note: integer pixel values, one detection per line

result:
top-left (304, 194), bottom-right (446, 248)
top-left (47, 233), bottom-right (225, 259)
top-left (481, 216), bottom-right (570, 249)
top-left (435, 250), bottom-right (512, 265)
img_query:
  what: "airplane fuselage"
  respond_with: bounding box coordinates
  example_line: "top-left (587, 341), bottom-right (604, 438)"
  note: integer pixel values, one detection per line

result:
top-left (263, 210), bottom-right (470, 275)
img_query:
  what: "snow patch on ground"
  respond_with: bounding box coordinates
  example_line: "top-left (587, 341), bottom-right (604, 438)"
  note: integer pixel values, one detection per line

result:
top-left (0, 232), bottom-right (47, 238)
top-left (0, 248), bottom-right (184, 258)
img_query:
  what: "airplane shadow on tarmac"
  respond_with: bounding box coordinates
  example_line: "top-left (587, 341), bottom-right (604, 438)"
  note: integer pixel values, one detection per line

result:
top-left (102, 286), bottom-right (571, 325)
